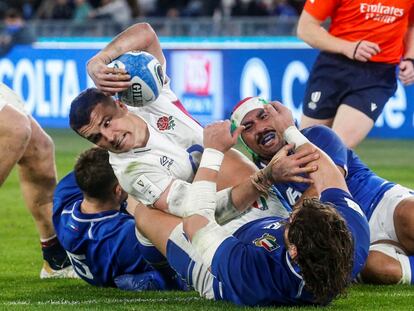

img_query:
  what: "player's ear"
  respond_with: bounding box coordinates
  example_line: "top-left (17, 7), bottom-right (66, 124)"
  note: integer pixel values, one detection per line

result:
top-left (288, 244), bottom-right (298, 260)
top-left (113, 183), bottom-right (123, 199)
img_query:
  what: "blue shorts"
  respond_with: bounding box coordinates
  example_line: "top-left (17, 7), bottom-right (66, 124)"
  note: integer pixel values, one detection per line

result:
top-left (302, 52), bottom-right (397, 121)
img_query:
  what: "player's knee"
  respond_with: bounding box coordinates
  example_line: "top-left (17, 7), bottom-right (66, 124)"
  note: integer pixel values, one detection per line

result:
top-left (394, 199), bottom-right (414, 252)
top-left (6, 112), bottom-right (32, 150)
top-left (19, 128), bottom-right (56, 181)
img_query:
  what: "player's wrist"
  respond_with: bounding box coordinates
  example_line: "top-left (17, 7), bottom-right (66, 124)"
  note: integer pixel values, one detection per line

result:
top-left (403, 58), bottom-right (414, 66)
top-left (283, 126), bottom-right (309, 150)
top-left (250, 168), bottom-right (273, 198)
top-left (199, 148), bottom-right (224, 172)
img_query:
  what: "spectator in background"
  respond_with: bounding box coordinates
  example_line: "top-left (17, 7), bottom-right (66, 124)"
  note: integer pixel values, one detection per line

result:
top-left (231, 0), bottom-right (269, 17)
top-left (89, 0), bottom-right (131, 26)
top-left (72, 0), bottom-right (93, 24)
top-left (297, 0), bottom-right (414, 148)
top-left (154, 0), bottom-right (188, 17)
top-left (0, 8), bottom-right (35, 56)
top-left (271, 0), bottom-right (297, 18)
top-left (35, 0), bottom-right (55, 19)
top-left (51, 0), bottom-right (74, 19)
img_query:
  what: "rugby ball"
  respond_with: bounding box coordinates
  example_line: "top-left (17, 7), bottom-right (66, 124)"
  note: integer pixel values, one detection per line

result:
top-left (109, 51), bottom-right (164, 107)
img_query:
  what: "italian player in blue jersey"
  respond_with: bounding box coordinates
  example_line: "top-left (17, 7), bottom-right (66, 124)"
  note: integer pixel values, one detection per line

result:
top-left (53, 147), bottom-right (182, 290)
top-left (230, 97), bottom-right (414, 286)
top-left (134, 106), bottom-right (370, 306)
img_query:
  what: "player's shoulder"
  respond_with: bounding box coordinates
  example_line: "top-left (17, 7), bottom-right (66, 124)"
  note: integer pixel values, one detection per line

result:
top-left (320, 188), bottom-right (364, 217)
top-left (302, 124), bottom-right (345, 145)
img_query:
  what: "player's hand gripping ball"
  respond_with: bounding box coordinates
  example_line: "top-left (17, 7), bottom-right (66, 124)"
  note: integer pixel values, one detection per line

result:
top-left (109, 51), bottom-right (164, 107)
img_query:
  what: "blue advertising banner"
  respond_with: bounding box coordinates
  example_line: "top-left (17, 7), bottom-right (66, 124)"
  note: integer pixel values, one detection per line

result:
top-left (1, 41), bottom-right (413, 138)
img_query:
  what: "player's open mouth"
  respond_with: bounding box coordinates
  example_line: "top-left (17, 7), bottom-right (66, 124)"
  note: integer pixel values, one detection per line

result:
top-left (259, 131), bottom-right (276, 146)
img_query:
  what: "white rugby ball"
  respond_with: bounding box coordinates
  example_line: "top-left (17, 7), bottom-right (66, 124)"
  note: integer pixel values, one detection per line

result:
top-left (109, 51), bottom-right (164, 107)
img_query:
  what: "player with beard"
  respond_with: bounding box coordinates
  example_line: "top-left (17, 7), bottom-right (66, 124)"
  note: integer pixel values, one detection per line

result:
top-left (231, 96), bottom-right (414, 285)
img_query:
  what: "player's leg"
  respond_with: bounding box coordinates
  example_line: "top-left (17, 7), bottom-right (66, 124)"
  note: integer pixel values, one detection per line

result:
top-left (17, 117), bottom-right (56, 239)
top-left (331, 104), bottom-right (374, 149)
top-left (135, 203), bottom-right (214, 297)
top-left (364, 185), bottom-right (414, 284)
top-left (135, 202), bottom-right (181, 256)
top-left (17, 117), bottom-right (75, 278)
top-left (299, 115), bottom-right (333, 129)
top-left (360, 245), bottom-right (404, 284)
top-left (394, 197), bottom-right (414, 253)
top-left (0, 104), bottom-right (31, 185)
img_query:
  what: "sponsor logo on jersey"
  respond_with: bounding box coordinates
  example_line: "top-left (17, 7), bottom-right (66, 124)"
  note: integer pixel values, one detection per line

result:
top-left (360, 3), bottom-right (404, 23)
top-left (157, 116), bottom-right (176, 131)
top-left (253, 233), bottom-right (280, 252)
top-left (160, 155), bottom-right (174, 169)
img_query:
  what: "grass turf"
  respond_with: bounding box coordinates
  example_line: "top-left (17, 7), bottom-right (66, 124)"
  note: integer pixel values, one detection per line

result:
top-left (0, 130), bottom-right (413, 310)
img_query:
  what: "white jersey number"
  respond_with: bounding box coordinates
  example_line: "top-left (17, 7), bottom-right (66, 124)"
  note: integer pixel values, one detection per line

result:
top-left (67, 251), bottom-right (94, 280)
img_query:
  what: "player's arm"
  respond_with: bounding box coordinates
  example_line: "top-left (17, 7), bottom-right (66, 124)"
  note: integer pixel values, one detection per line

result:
top-left (297, 4), bottom-right (380, 62)
top-left (87, 23), bottom-right (165, 95)
top-left (399, 18), bottom-right (414, 86)
top-left (264, 102), bottom-right (348, 195)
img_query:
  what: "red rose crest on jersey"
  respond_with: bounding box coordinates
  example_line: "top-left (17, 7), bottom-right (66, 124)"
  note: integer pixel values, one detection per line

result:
top-left (157, 116), bottom-right (176, 131)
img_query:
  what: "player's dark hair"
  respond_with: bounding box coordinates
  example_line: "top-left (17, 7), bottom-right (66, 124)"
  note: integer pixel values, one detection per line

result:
top-left (69, 87), bottom-right (114, 133)
top-left (287, 198), bottom-right (354, 305)
top-left (74, 147), bottom-right (117, 201)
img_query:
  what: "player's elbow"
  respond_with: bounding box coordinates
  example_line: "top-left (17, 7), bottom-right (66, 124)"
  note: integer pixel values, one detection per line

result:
top-left (132, 22), bottom-right (156, 45)
top-left (296, 11), bottom-right (318, 44)
top-left (296, 20), bottom-right (311, 42)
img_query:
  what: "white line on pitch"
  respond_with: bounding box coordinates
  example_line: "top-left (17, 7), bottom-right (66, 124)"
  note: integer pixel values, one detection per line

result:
top-left (3, 297), bottom-right (202, 306)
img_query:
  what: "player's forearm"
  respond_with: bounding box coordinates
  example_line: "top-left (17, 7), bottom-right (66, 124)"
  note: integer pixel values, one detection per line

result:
top-left (283, 126), bottom-right (348, 194)
top-left (95, 23), bottom-right (165, 65)
top-left (230, 177), bottom-right (262, 212)
top-left (297, 11), bottom-right (353, 57)
top-left (403, 24), bottom-right (414, 59)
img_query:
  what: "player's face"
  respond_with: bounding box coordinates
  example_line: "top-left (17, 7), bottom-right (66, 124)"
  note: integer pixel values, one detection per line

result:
top-left (78, 101), bottom-right (141, 153)
top-left (240, 108), bottom-right (285, 161)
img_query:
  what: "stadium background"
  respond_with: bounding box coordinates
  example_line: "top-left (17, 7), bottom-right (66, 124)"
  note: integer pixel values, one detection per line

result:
top-left (0, 0), bottom-right (414, 309)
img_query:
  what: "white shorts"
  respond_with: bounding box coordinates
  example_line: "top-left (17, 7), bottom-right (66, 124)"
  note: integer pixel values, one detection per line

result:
top-left (168, 223), bottom-right (215, 299)
top-left (0, 83), bottom-right (27, 114)
top-left (369, 184), bottom-right (414, 243)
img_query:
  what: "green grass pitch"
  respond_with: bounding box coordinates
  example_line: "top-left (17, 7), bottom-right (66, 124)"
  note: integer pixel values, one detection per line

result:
top-left (0, 130), bottom-right (413, 310)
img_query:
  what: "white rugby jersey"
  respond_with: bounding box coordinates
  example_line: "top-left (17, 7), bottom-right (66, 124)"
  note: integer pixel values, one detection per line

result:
top-left (109, 80), bottom-right (204, 205)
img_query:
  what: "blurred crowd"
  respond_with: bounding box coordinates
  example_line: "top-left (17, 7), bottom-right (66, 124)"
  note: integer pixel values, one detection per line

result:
top-left (0, 0), bottom-right (305, 23)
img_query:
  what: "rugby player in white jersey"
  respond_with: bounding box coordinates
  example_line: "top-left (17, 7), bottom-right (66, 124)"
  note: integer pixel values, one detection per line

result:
top-left (0, 82), bottom-right (76, 278)
top-left (70, 23), bottom-right (319, 228)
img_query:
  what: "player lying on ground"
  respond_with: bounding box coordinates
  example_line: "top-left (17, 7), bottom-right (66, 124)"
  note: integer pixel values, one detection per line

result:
top-left (70, 23), bottom-right (320, 229)
top-left (134, 114), bottom-right (370, 306)
top-left (53, 147), bottom-right (186, 290)
top-left (231, 97), bottom-right (414, 285)
top-left (0, 82), bottom-right (75, 278)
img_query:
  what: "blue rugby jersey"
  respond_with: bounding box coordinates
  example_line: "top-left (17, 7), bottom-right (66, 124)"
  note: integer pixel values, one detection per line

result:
top-left (210, 188), bottom-right (370, 306)
top-left (256, 125), bottom-right (394, 220)
top-left (52, 172), bottom-right (151, 287)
